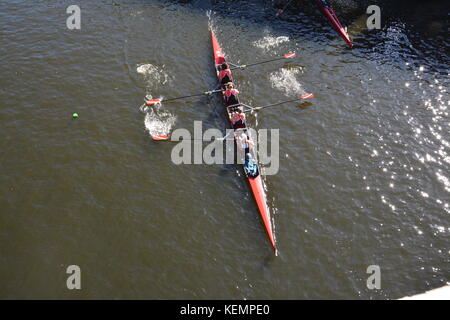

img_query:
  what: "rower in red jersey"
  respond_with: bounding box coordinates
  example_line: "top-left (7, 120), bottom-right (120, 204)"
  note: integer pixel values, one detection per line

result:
top-left (224, 82), bottom-right (239, 106)
top-left (230, 108), bottom-right (246, 129)
top-left (218, 62), bottom-right (232, 85)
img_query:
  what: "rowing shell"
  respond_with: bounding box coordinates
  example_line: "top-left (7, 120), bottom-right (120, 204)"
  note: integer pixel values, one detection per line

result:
top-left (211, 30), bottom-right (276, 253)
top-left (315, 0), bottom-right (353, 47)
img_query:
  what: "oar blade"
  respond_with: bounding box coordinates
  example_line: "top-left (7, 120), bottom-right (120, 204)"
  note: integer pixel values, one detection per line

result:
top-left (283, 53), bottom-right (296, 58)
top-left (146, 99), bottom-right (162, 106)
top-left (300, 93), bottom-right (314, 99)
top-left (152, 134), bottom-right (169, 141)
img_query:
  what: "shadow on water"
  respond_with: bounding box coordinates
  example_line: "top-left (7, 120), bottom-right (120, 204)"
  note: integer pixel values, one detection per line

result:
top-left (217, 165), bottom-right (235, 178)
top-left (261, 251), bottom-right (277, 269)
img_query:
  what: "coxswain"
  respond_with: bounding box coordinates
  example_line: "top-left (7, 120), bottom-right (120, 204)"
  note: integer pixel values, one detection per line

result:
top-left (244, 153), bottom-right (258, 177)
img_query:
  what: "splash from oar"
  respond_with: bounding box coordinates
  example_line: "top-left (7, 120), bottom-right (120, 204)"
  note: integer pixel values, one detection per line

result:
top-left (143, 102), bottom-right (176, 141)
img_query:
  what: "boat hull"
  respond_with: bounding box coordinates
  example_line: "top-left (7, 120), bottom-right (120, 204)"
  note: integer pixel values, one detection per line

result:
top-left (247, 175), bottom-right (276, 250)
top-left (210, 30), bottom-right (276, 252)
top-left (315, 0), bottom-right (353, 47)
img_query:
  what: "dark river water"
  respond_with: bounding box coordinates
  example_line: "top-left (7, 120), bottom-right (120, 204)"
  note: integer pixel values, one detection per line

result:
top-left (0, 0), bottom-right (448, 299)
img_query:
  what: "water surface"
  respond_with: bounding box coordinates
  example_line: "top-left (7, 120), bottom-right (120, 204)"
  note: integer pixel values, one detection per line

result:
top-left (0, 0), bottom-right (448, 299)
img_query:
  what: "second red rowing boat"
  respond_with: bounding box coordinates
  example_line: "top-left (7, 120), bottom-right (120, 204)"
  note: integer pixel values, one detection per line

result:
top-left (314, 0), bottom-right (353, 47)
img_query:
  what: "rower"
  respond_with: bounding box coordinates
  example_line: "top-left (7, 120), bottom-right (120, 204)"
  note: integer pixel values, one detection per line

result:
top-left (235, 130), bottom-right (254, 151)
top-left (244, 153), bottom-right (258, 177)
top-left (230, 108), bottom-right (246, 129)
top-left (224, 82), bottom-right (239, 106)
top-left (218, 63), bottom-right (232, 85)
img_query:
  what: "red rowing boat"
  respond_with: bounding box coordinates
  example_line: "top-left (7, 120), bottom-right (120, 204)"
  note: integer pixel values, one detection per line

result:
top-left (314, 0), bottom-right (353, 47)
top-left (211, 30), bottom-right (277, 253)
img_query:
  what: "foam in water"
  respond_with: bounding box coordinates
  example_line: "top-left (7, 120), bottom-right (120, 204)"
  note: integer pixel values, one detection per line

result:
top-left (269, 68), bottom-right (305, 96)
top-left (253, 35), bottom-right (290, 51)
top-left (137, 63), bottom-right (175, 138)
top-left (137, 63), bottom-right (170, 88)
top-left (206, 10), bottom-right (216, 35)
top-left (144, 105), bottom-right (176, 138)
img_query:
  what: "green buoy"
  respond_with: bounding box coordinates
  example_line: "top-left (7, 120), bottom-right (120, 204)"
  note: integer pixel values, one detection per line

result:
top-left (72, 113), bottom-right (78, 119)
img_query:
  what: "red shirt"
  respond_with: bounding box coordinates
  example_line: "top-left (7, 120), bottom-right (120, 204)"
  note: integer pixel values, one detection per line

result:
top-left (219, 69), bottom-right (231, 81)
top-left (224, 88), bottom-right (239, 97)
top-left (231, 112), bottom-right (245, 124)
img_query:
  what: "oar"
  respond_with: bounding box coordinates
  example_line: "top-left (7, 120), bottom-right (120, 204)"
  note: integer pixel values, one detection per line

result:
top-left (146, 89), bottom-right (221, 106)
top-left (152, 135), bottom-right (170, 141)
top-left (151, 136), bottom-right (233, 142)
top-left (230, 53), bottom-right (296, 70)
top-left (152, 128), bottom-right (247, 142)
top-left (276, 0), bottom-right (294, 17)
top-left (227, 62), bottom-right (241, 69)
top-left (242, 93), bottom-right (314, 113)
